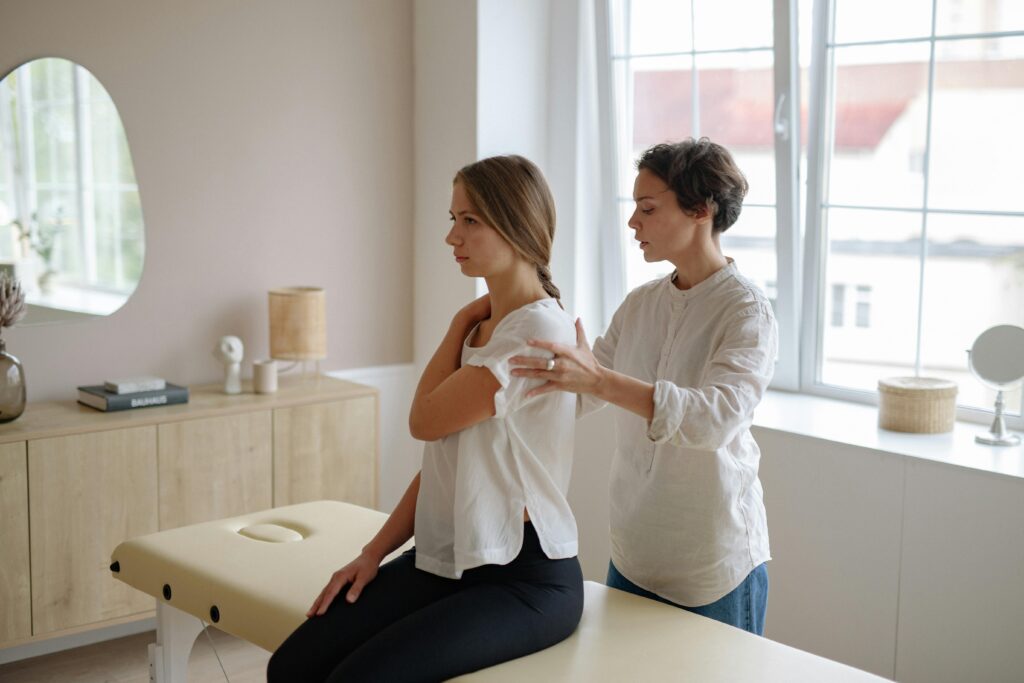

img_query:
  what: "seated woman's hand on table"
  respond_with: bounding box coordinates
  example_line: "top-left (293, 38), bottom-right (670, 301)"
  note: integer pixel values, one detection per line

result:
top-left (307, 549), bottom-right (383, 616)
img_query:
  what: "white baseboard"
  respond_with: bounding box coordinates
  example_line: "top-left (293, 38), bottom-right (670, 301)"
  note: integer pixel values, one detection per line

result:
top-left (0, 617), bottom-right (156, 665)
top-left (328, 363), bottom-right (416, 385)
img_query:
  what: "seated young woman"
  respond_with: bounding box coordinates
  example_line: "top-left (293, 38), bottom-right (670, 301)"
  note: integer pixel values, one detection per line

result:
top-left (266, 154), bottom-right (583, 683)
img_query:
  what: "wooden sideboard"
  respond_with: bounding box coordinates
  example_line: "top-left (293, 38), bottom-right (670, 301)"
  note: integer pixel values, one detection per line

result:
top-left (0, 375), bottom-right (378, 649)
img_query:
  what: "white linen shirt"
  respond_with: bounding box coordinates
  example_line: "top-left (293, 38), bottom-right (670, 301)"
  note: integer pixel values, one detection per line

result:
top-left (415, 298), bottom-right (579, 579)
top-left (581, 262), bottom-right (777, 606)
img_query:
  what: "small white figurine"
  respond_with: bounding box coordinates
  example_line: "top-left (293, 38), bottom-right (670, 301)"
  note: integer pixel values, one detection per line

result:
top-left (213, 335), bottom-right (244, 394)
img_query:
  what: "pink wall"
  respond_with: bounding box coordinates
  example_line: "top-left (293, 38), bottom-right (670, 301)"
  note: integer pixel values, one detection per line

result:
top-left (0, 0), bottom-right (414, 401)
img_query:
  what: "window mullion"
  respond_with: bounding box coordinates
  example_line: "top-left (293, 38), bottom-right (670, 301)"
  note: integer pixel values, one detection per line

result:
top-left (770, 0), bottom-right (802, 391)
top-left (913, 0), bottom-right (941, 378)
top-left (800, 0), bottom-right (834, 390)
top-left (690, 0), bottom-right (699, 138)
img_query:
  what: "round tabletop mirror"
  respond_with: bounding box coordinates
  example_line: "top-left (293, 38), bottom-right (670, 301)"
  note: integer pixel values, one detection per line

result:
top-left (967, 324), bottom-right (1024, 446)
top-left (0, 57), bottom-right (145, 325)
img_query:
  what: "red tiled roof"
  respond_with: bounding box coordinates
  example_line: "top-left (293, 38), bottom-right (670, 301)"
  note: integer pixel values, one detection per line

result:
top-left (631, 60), bottom-right (1024, 151)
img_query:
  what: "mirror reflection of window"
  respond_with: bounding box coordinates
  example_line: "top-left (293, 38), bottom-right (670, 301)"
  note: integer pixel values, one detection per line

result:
top-left (0, 57), bottom-right (144, 323)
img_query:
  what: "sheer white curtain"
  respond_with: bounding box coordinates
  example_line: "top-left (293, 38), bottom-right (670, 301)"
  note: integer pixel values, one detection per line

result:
top-left (545, 0), bottom-right (624, 336)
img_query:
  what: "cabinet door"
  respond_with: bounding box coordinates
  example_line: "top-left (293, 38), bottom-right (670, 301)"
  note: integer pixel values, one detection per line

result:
top-left (274, 396), bottom-right (377, 508)
top-left (29, 427), bottom-right (158, 634)
top-left (0, 442), bottom-right (30, 643)
top-left (158, 412), bottom-right (272, 530)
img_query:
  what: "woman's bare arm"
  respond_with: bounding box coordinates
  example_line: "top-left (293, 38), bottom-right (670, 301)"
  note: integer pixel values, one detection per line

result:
top-left (408, 295), bottom-right (502, 441)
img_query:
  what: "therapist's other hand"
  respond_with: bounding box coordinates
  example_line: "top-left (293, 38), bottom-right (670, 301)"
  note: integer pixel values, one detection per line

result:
top-left (509, 318), bottom-right (605, 398)
top-left (306, 550), bottom-right (381, 617)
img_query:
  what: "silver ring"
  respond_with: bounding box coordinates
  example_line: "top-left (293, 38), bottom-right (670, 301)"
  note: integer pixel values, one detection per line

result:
top-left (545, 358), bottom-right (556, 372)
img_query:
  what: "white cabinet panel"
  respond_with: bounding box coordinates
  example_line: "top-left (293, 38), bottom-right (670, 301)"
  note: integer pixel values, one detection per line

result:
top-left (756, 428), bottom-right (903, 680)
top-left (896, 460), bottom-right (1024, 683)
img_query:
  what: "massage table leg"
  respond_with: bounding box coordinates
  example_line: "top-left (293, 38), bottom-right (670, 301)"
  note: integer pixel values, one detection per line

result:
top-left (149, 602), bottom-right (203, 683)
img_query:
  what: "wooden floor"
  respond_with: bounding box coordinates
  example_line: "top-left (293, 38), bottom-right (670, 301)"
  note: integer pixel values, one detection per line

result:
top-left (0, 628), bottom-right (271, 683)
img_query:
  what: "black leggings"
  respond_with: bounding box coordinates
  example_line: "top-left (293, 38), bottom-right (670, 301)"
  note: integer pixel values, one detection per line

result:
top-left (267, 523), bottom-right (584, 682)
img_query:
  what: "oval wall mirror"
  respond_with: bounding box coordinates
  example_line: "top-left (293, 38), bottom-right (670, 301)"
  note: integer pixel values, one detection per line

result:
top-left (967, 324), bottom-right (1024, 446)
top-left (0, 57), bottom-right (144, 324)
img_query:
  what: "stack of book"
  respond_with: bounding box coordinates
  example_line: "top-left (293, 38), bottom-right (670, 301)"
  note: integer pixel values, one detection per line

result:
top-left (77, 376), bottom-right (189, 412)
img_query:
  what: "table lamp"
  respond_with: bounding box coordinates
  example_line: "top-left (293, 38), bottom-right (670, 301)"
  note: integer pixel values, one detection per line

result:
top-left (269, 287), bottom-right (326, 376)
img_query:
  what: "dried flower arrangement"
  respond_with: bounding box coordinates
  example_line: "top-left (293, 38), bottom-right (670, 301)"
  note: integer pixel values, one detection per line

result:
top-left (0, 272), bottom-right (27, 343)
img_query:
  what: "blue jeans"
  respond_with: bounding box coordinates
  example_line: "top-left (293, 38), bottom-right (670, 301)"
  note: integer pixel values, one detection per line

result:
top-left (606, 561), bottom-right (768, 635)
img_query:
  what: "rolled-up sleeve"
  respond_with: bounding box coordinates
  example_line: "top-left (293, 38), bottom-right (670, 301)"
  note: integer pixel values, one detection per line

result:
top-left (466, 316), bottom-right (564, 419)
top-left (646, 302), bottom-right (778, 450)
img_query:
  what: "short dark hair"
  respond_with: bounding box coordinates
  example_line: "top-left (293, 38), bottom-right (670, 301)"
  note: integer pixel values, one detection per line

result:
top-left (636, 138), bottom-right (749, 233)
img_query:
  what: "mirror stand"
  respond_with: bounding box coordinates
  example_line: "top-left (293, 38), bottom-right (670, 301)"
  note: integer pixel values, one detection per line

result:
top-left (975, 390), bottom-right (1022, 447)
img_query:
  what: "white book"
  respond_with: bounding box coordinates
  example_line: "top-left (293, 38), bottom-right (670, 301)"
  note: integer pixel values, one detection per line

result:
top-left (104, 376), bottom-right (166, 394)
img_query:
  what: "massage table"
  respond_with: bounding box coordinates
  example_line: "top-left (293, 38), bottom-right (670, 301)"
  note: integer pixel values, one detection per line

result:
top-left (111, 500), bottom-right (885, 682)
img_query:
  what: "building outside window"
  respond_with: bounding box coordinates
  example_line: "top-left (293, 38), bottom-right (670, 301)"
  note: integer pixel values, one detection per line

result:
top-left (831, 283), bottom-right (845, 327)
top-left (855, 285), bottom-right (871, 328)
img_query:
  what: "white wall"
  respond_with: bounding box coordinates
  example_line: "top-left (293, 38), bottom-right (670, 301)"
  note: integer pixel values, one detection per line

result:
top-left (413, 0), bottom-right (479, 367)
top-left (477, 0), bottom-right (550, 165)
top-left (413, 0), bottom-right (594, 364)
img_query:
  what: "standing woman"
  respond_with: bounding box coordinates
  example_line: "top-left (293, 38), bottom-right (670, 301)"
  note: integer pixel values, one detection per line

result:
top-left (268, 155), bottom-right (583, 682)
top-left (511, 138), bottom-right (777, 634)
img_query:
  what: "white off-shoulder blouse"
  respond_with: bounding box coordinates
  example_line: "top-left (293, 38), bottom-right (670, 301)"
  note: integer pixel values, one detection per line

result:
top-left (415, 298), bottom-right (579, 579)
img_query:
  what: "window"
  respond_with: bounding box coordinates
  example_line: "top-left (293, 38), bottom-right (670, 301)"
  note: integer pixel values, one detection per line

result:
top-left (607, 0), bottom-right (778, 294)
top-left (806, 0), bottom-right (1024, 418)
top-left (603, 0), bottom-right (803, 389)
top-left (601, 0), bottom-right (1023, 426)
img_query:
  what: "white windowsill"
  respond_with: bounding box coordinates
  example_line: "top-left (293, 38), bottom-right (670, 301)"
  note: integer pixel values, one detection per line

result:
top-left (755, 390), bottom-right (1024, 480)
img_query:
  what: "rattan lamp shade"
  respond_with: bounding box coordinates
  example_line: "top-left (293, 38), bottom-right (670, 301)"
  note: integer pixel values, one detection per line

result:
top-left (269, 287), bottom-right (327, 361)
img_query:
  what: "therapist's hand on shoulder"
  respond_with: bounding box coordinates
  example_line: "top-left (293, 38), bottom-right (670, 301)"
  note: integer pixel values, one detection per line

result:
top-left (510, 318), bottom-right (605, 398)
top-left (306, 550), bottom-right (382, 617)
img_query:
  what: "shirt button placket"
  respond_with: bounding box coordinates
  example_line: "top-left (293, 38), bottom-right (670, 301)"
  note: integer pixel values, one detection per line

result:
top-left (648, 299), bottom-right (684, 467)
top-left (658, 301), bottom-right (685, 375)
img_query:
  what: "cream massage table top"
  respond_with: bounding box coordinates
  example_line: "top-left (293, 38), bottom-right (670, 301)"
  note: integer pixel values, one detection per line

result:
top-left (111, 500), bottom-right (884, 682)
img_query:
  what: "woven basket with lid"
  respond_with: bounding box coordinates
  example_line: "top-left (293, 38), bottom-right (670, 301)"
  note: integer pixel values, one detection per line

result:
top-left (878, 377), bottom-right (958, 433)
